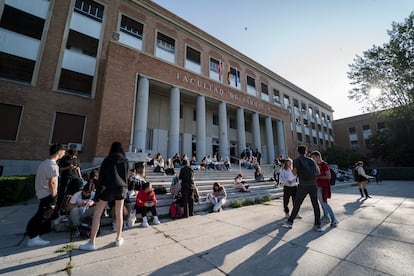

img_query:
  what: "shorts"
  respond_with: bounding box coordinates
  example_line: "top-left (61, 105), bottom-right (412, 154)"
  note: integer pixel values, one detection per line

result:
top-left (97, 186), bottom-right (126, 202)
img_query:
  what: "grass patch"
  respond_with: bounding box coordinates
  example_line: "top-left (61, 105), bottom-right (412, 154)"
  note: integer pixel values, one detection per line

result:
top-left (230, 199), bottom-right (243, 208)
top-left (55, 243), bottom-right (76, 253)
top-left (229, 195), bottom-right (273, 209)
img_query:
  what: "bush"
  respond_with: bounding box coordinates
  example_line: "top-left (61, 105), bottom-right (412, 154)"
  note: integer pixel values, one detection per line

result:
top-left (0, 175), bottom-right (35, 206)
top-left (230, 199), bottom-right (243, 208)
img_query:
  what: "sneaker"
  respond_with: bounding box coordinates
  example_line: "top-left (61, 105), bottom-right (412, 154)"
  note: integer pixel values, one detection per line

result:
top-left (153, 216), bottom-right (161, 225)
top-left (27, 236), bottom-right (50, 247)
top-left (115, 238), bottom-right (124, 247)
top-left (79, 240), bottom-right (95, 251)
top-left (282, 222), bottom-right (293, 229)
top-left (295, 214), bottom-right (302, 219)
top-left (330, 221), bottom-right (339, 227)
top-left (313, 225), bottom-right (323, 232)
top-left (321, 217), bottom-right (330, 224)
top-left (142, 217), bottom-right (149, 227)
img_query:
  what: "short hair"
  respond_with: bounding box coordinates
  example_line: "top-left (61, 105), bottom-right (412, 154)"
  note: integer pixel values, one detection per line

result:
top-left (109, 142), bottom-right (125, 155)
top-left (297, 145), bottom-right (307, 155)
top-left (49, 144), bottom-right (66, 155)
top-left (182, 159), bottom-right (189, 166)
top-left (310, 151), bottom-right (321, 158)
top-left (83, 184), bottom-right (91, 192)
top-left (141, 181), bottom-right (150, 190)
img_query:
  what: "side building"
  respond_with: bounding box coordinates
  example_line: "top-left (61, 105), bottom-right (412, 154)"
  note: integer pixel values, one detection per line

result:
top-left (333, 112), bottom-right (388, 164)
top-left (0, 0), bottom-right (334, 175)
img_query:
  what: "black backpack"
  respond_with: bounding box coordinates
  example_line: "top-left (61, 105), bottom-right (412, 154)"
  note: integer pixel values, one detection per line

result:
top-left (298, 156), bottom-right (317, 181)
top-left (329, 168), bottom-right (336, 186)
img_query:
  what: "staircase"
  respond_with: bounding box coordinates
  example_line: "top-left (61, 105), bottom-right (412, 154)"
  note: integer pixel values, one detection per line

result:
top-left (141, 165), bottom-right (283, 217)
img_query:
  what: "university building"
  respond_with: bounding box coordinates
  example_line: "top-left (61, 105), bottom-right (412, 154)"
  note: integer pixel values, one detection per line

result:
top-left (0, 0), bottom-right (334, 175)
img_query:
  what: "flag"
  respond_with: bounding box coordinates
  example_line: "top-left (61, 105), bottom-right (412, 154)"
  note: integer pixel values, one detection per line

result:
top-left (227, 65), bottom-right (231, 85)
top-left (218, 60), bottom-right (222, 82)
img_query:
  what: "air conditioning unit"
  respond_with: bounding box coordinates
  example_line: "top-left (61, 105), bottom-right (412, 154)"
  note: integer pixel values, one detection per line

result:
top-left (67, 143), bottom-right (83, 151)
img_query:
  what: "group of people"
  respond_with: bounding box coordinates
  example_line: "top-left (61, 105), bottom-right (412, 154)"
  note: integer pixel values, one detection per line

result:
top-left (26, 142), bottom-right (376, 250)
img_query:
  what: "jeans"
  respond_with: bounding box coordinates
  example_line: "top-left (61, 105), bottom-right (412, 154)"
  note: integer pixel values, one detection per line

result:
top-left (288, 185), bottom-right (321, 226)
top-left (317, 187), bottom-right (337, 222)
top-left (69, 206), bottom-right (96, 226)
top-left (207, 194), bottom-right (226, 212)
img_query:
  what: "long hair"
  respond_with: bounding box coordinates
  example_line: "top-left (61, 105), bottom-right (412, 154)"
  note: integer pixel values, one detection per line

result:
top-left (109, 141), bottom-right (125, 156)
top-left (213, 182), bottom-right (223, 191)
top-left (283, 158), bottom-right (293, 170)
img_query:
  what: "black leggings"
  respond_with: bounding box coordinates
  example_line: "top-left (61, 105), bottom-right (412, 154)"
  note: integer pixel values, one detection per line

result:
top-left (283, 185), bottom-right (297, 214)
top-left (136, 206), bottom-right (157, 217)
top-left (26, 195), bottom-right (57, 238)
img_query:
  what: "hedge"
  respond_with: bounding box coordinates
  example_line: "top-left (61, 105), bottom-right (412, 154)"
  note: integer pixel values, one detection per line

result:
top-left (0, 175), bottom-right (35, 207)
top-left (378, 167), bottom-right (414, 180)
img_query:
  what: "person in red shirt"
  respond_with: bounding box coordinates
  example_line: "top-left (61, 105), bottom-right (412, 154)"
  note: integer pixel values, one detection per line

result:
top-left (135, 182), bottom-right (161, 227)
top-left (310, 151), bottom-right (339, 227)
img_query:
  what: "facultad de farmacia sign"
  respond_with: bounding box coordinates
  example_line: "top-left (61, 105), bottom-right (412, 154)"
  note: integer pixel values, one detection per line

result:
top-left (175, 72), bottom-right (271, 113)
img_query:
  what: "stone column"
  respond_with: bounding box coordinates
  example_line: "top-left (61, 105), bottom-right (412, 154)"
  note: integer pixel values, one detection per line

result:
top-left (196, 95), bottom-right (206, 162)
top-left (133, 76), bottom-right (149, 152)
top-left (252, 112), bottom-right (261, 151)
top-left (218, 102), bottom-right (229, 160)
top-left (168, 87), bottom-right (180, 158)
top-left (237, 108), bottom-right (246, 157)
top-left (277, 120), bottom-right (287, 157)
top-left (265, 116), bottom-right (275, 163)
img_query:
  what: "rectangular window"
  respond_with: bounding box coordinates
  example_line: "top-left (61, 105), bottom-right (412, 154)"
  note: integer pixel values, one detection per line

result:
top-left (246, 75), bottom-right (256, 96)
top-left (283, 95), bottom-right (290, 109)
top-left (213, 113), bottom-right (218, 125)
top-left (362, 124), bottom-right (370, 131)
top-left (261, 83), bottom-right (269, 101)
top-left (348, 127), bottom-right (356, 134)
top-left (0, 5), bottom-right (45, 40)
top-left (0, 103), bottom-right (23, 141)
top-left (297, 133), bottom-right (303, 142)
top-left (273, 89), bottom-right (280, 104)
top-left (120, 15), bottom-right (143, 39)
top-left (350, 140), bottom-right (359, 150)
top-left (156, 32), bottom-right (175, 53)
top-left (209, 57), bottom-right (221, 82)
top-left (377, 121), bottom-right (386, 130)
top-left (305, 135), bottom-right (311, 143)
top-left (51, 112), bottom-right (86, 144)
top-left (303, 119), bottom-right (308, 127)
top-left (229, 67), bottom-right (241, 88)
top-left (313, 137), bottom-right (317, 144)
top-left (74, 0), bottom-right (104, 22)
top-left (185, 46), bottom-right (201, 73)
top-left (210, 58), bottom-right (219, 72)
top-left (66, 29), bottom-right (98, 57)
top-left (58, 68), bottom-right (93, 95)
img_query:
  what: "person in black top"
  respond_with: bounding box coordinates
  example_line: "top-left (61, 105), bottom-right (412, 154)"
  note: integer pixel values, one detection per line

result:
top-left (79, 142), bottom-right (128, 251)
top-left (179, 159), bottom-right (195, 218)
top-left (57, 149), bottom-right (82, 210)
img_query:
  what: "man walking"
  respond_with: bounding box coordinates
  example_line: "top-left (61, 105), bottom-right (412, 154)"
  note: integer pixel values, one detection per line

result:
top-left (283, 145), bottom-right (322, 231)
top-left (26, 144), bottom-right (66, 247)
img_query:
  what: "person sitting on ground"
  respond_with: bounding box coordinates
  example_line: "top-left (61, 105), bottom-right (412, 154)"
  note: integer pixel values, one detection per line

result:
top-left (135, 182), bottom-right (161, 227)
top-left (172, 153), bottom-right (181, 168)
top-left (165, 158), bottom-right (175, 175)
top-left (200, 156), bottom-right (208, 170)
top-left (170, 173), bottom-right (181, 199)
top-left (67, 184), bottom-right (96, 235)
top-left (224, 159), bottom-right (231, 170)
top-left (207, 182), bottom-right (227, 212)
top-left (190, 156), bottom-right (200, 170)
top-left (153, 153), bottom-right (165, 173)
top-left (88, 169), bottom-right (98, 192)
top-left (234, 173), bottom-right (250, 192)
top-left (255, 164), bottom-right (265, 182)
top-left (146, 153), bottom-right (153, 167)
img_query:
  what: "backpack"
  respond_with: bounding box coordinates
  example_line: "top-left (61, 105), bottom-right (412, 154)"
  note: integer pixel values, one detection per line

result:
top-left (169, 201), bottom-right (182, 220)
top-left (329, 168), bottom-right (336, 186)
top-left (298, 156), bottom-right (317, 181)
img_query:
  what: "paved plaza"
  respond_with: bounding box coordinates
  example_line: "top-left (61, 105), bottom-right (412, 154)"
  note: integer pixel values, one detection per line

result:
top-left (1, 180), bottom-right (413, 275)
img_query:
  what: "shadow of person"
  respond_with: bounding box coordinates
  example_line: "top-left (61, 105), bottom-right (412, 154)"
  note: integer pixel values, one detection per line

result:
top-left (343, 198), bottom-right (365, 215)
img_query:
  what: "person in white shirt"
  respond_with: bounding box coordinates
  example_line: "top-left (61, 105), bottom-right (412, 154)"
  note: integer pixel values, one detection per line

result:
top-left (26, 144), bottom-right (66, 247)
top-left (279, 158), bottom-right (299, 219)
top-left (68, 184), bottom-right (95, 231)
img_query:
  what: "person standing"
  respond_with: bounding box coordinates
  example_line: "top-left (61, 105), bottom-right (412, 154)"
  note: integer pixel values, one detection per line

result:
top-left (179, 159), bottom-right (195, 218)
top-left (80, 142), bottom-right (128, 251)
top-left (279, 158), bottom-right (298, 219)
top-left (355, 161), bottom-right (374, 199)
top-left (310, 151), bottom-right (339, 227)
top-left (57, 149), bottom-right (82, 210)
top-left (26, 144), bottom-right (66, 247)
top-left (283, 145), bottom-right (322, 231)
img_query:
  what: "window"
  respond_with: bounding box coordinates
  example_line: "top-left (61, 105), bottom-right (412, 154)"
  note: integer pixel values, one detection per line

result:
top-left (180, 104), bottom-right (183, 119)
top-left (273, 89), bottom-right (280, 104)
top-left (193, 109), bottom-right (196, 121)
top-left (308, 106), bottom-right (313, 116)
top-left (0, 103), bottom-right (23, 141)
top-left (305, 135), bottom-right (311, 143)
top-left (210, 58), bottom-right (219, 72)
top-left (303, 119), bottom-right (308, 127)
top-left (120, 15), bottom-right (143, 39)
top-left (327, 115), bottom-right (331, 122)
top-left (348, 127), bottom-right (356, 134)
top-left (229, 117), bottom-right (236, 129)
top-left (293, 99), bottom-right (300, 115)
top-left (229, 67), bottom-right (241, 88)
top-left (297, 133), bottom-right (303, 142)
top-left (0, 5), bottom-right (45, 40)
top-left (261, 83), bottom-right (269, 101)
top-left (377, 121), bottom-right (386, 130)
top-left (319, 138), bottom-right (324, 145)
top-left (74, 0), bottom-right (104, 22)
top-left (246, 75), bottom-right (256, 96)
top-left (51, 112), bottom-right (86, 144)
top-left (362, 124), bottom-right (372, 139)
top-left (185, 46), bottom-right (201, 73)
top-left (313, 137), bottom-right (317, 144)
top-left (350, 140), bottom-right (359, 150)
top-left (283, 95), bottom-right (290, 109)
top-left (156, 32), bottom-right (175, 63)
top-left (156, 32), bottom-right (175, 53)
top-left (209, 57), bottom-right (221, 82)
top-left (301, 103), bottom-right (307, 115)
top-left (66, 30), bottom-right (98, 57)
top-left (212, 113), bottom-right (218, 125)
top-left (311, 122), bottom-right (316, 129)
top-left (58, 69), bottom-right (93, 95)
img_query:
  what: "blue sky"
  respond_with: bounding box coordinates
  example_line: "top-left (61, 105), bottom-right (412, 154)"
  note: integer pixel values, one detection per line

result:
top-left (153, 0), bottom-right (413, 119)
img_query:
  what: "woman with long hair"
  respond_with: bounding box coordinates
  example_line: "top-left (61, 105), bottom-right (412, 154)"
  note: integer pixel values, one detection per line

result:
top-left (207, 182), bottom-right (227, 212)
top-left (279, 158), bottom-right (298, 219)
top-left (80, 142), bottom-right (128, 251)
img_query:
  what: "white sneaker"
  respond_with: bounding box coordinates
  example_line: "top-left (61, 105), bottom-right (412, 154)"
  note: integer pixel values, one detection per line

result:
top-left (27, 236), bottom-right (50, 247)
top-left (79, 240), bottom-right (95, 251)
top-left (115, 238), bottom-right (124, 247)
top-left (153, 216), bottom-right (161, 225)
top-left (142, 217), bottom-right (149, 227)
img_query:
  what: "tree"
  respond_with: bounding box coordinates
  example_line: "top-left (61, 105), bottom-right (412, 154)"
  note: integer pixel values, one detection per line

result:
top-left (348, 12), bottom-right (414, 117)
top-left (323, 146), bottom-right (367, 170)
top-left (348, 13), bottom-right (414, 166)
